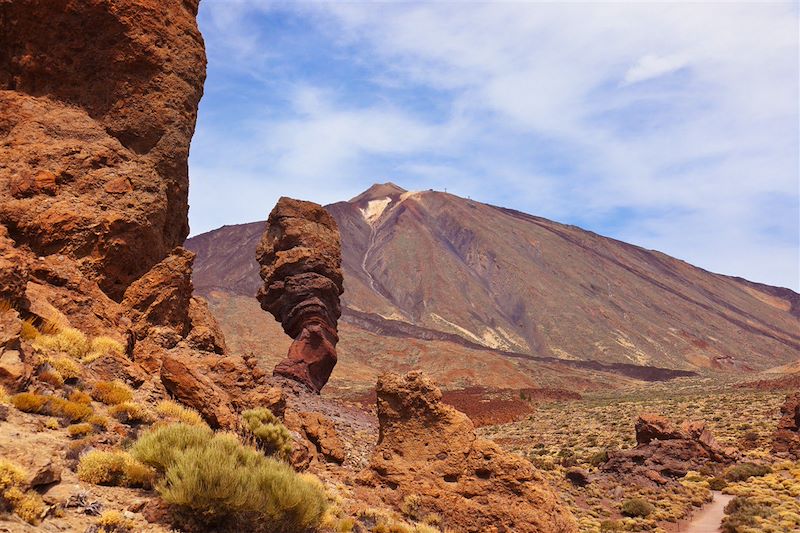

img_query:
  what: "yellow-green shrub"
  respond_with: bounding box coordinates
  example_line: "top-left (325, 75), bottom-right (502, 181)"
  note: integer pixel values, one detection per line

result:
top-left (11, 392), bottom-right (49, 414)
top-left (94, 509), bottom-right (135, 532)
top-left (91, 380), bottom-right (133, 405)
top-left (68, 422), bottom-right (95, 438)
top-left (108, 402), bottom-right (153, 425)
top-left (130, 423), bottom-right (214, 472)
top-left (77, 450), bottom-right (154, 488)
top-left (46, 356), bottom-right (82, 381)
top-left (0, 459), bottom-right (44, 524)
top-left (241, 407), bottom-right (293, 459)
top-left (83, 337), bottom-right (125, 364)
top-left (155, 399), bottom-right (205, 426)
top-left (32, 327), bottom-right (89, 358)
top-left (158, 431), bottom-right (327, 530)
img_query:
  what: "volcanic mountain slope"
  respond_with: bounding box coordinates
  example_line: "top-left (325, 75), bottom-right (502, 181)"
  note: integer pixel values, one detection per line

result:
top-left (187, 183), bottom-right (799, 373)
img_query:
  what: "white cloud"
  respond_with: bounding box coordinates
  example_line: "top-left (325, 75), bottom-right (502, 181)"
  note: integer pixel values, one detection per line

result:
top-left (191, 1), bottom-right (799, 289)
top-left (623, 54), bottom-right (690, 85)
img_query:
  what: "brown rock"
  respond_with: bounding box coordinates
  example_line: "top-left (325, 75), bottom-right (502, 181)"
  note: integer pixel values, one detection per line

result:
top-left (294, 411), bottom-right (346, 464)
top-left (256, 198), bottom-right (344, 392)
top-left (0, 309), bottom-right (31, 391)
top-left (122, 247), bottom-right (195, 343)
top-left (604, 413), bottom-right (737, 485)
top-left (159, 350), bottom-right (237, 429)
top-left (29, 459), bottom-right (62, 487)
top-left (0, 0), bottom-right (206, 300)
top-left (186, 296), bottom-right (227, 354)
top-left (0, 225), bottom-right (29, 307)
top-left (363, 371), bottom-right (577, 533)
top-left (773, 393), bottom-right (800, 458)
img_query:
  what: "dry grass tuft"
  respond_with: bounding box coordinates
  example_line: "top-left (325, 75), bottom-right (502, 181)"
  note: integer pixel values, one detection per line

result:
top-left (91, 380), bottom-right (133, 405)
top-left (155, 399), bottom-right (205, 426)
top-left (0, 459), bottom-right (45, 524)
top-left (77, 450), bottom-right (154, 488)
top-left (108, 401), bottom-right (153, 425)
top-left (67, 422), bottom-right (95, 438)
top-left (94, 510), bottom-right (136, 532)
top-left (11, 392), bottom-right (92, 422)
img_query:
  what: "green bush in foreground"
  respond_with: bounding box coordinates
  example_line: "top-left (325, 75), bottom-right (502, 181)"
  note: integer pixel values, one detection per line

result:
top-left (620, 497), bottom-right (654, 518)
top-left (241, 408), bottom-right (293, 459)
top-left (133, 423), bottom-right (327, 532)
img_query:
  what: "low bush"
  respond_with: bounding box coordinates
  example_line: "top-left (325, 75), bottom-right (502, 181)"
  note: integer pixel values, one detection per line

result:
top-left (620, 497), bottom-right (654, 518)
top-left (91, 380), bottom-right (133, 405)
top-left (46, 356), bottom-right (82, 381)
top-left (721, 496), bottom-right (774, 532)
top-left (12, 392), bottom-right (92, 421)
top-left (724, 463), bottom-right (771, 482)
top-left (589, 450), bottom-right (609, 466)
top-left (155, 399), bottom-right (205, 426)
top-left (32, 327), bottom-right (89, 358)
top-left (131, 423), bottom-right (214, 472)
top-left (133, 423), bottom-right (327, 531)
top-left (0, 459), bottom-right (45, 524)
top-left (67, 422), bottom-right (95, 438)
top-left (84, 337), bottom-right (125, 364)
top-left (11, 392), bottom-right (49, 414)
top-left (94, 509), bottom-right (135, 532)
top-left (38, 367), bottom-right (64, 387)
top-left (241, 407), bottom-right (293, 459)
top-left (77, 450), bottom-right (154, 488)
top-left (69, 390), bottom-right (92, 405)
top-left (108, 402), bottom-right (153, 425)
top-left (708, 477), bottom-right (727, 490)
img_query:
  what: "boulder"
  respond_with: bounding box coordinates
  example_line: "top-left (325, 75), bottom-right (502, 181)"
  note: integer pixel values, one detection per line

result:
top-left (361, 371), bottom-right (577, 533)
top-left (0, 225), bottom-right (29, 307)
top-left (186, 296), bottom-right (227, 354)
top-left (0, 309), bottom-right (31, 390)
top-left (773, 393), bottom-right (800, 458)
top-left (256, 198), bottom-right (344, 392)
top-left (603, 413), bottom-right (737, 484)
top-left (0, 0), bottom-right (206, 300)
top-left (284, 410), bottom-right (346, 464)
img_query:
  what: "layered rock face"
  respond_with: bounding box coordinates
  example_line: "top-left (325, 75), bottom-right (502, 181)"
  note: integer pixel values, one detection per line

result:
top-left (0, 0), bottom-right (206, 299)
top-left (362, 371), bottom-right (577, 533)
top-left (603, 413), bottom-right (737, 485)
top-left (773, 393), bottom-right (800, 458)
top-left (256, 198), bottom-right (344, 393)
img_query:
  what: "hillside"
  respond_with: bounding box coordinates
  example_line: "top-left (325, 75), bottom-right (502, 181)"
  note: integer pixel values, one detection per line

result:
top-left (187, 183), bottom-right (799, 376)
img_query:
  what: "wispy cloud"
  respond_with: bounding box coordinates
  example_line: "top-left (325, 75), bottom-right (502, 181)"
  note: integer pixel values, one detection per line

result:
top-left (191, 1), bottom-right (799, 289)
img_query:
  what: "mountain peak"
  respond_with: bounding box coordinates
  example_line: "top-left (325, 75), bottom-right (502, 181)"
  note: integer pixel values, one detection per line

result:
top-left (349, 182), bottom-right (407, 204)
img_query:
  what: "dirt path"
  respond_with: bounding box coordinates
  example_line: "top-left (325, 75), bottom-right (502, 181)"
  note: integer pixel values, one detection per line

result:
top-left (680, 491), bottom-right (734, 533)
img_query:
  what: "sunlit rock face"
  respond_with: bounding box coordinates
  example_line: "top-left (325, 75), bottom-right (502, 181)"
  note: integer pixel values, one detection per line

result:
top-left (0, 0), bottom-right (206, 300)
top-left (256, 197), bottom-right (344, 393)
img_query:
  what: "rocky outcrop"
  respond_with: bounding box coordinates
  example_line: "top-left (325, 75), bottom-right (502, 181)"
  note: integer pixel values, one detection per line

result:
top-left (773, 393), bottom-right (800, 458)
top-left (361, 371), bottom-right (577, 533)
top-left (0, 0), bottom-right (206, 300)
top-left (256, 198), bottom-right (343, 393)
top-left (603, 413), bottom-right (737, 485)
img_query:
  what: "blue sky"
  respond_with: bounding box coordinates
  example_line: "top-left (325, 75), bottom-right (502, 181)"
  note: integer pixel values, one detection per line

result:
top-left (188, 1), bottom-right (799, 290)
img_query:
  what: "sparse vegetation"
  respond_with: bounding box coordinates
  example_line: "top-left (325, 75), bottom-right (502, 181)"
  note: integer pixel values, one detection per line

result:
top-left (155, 399), bottom-right (205, 426)
top-left (241, 407), bottom-right (293, 459)
top-left (67, 422), bottom-right (95, 438)
top-left (0, 459), bottom-right (45, 524)
top-left (77, 450), bottom-right (154, 488)
top-left (91, 380), bottom-right (133, 405)
top-left (31, 325), bottom-right (124, 364)
top-left (108, 401), bottom-right (153, 425)
top-left (94, 510), bottom-right (136, 532)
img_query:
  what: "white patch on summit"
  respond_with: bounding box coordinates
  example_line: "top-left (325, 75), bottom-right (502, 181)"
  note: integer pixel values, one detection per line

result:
top-left (360, 197), bottom-right (392, 224)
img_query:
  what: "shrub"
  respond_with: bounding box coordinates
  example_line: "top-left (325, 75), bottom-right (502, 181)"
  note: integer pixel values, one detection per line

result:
top-left (84, 337), bottom-right (125, 364)
top-left (721, 496), bottom-right (774, 532)
top-left (38, 367), bottom-right (64, 387)
top-left (68, 422), bottom-right (95, 438)
top-left (32, 327), bottom-right (89, 358)
top-left (241, 407), bottom-right (293, 459)
top-left (47, 356), bottom-right (82, 381)
top-left (0, 459), bottom-right (44, 524)
top-left (77, 450), bottom-right (154, 488)
top-left (91, 380), bottom-right (133, 405)
top-left (155, 399), bottom-right (205, 426)
top-left (108, 402), bottom-right (153, 425)
top-left (11, 392), bottom-right (49, 414)
top-left (95, 510), bottom-right (135, 532)
top-left (20, 319), bottom-right (39, 340)
top-left (708, 477), bottom-right (727, 490)
top-left (158, 432), bottom-right (327, 531)
top-left (131, 423), bottom-right (214, 472)
top-left (44, 417), bottom-right (60, 430)
top-left (69, 390), bottom-right (92, 405)
top-left (724, 463), bottom-right (771, 482)
top-left (589, 450), bottom-right (609, 466)
top-left (87, 414), bottom-right (110, 430)
top-left (621, 497), bottom-right (654, 518)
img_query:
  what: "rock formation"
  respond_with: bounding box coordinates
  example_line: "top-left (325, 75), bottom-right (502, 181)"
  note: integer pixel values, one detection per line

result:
top-left (360, 371), bottom-right (577, 533)
top-left (256, 198), bottom-right (344, 393)
top-left (603, 413), bottom-right (737, 485)
top-left (0, 0), bottom-right (206, 300)
top-left (773, 393), bottom-right (800, 458)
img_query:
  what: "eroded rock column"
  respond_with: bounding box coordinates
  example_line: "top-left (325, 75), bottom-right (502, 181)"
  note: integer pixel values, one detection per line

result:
top-left (256, 198), bottom-right (343, 392)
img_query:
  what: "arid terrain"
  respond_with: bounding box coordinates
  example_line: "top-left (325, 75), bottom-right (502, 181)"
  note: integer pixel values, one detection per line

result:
top-left (0, 1), bottom-right (798, 533)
